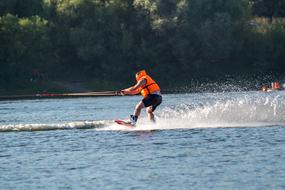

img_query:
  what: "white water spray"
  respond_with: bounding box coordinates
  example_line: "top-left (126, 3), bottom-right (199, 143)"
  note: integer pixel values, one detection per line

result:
top-left (1, 91), bottom-right (285, 132)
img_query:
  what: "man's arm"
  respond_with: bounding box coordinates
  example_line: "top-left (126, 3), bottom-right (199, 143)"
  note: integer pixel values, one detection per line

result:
top-left (121, 79), bottom-right (146, 95)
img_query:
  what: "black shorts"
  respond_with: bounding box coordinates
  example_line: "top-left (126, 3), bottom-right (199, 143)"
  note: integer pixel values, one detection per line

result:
top-left (142, 94), bottom-right (162, 112)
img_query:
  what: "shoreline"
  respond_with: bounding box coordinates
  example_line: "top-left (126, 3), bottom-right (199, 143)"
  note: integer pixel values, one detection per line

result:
top-left (0, 92), bottom-right (122, 101)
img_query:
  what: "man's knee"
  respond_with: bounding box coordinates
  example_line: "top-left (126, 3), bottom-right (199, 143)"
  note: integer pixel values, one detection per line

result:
top-left (146, 107), bottom-right (153, 114)
top-left (136, 102), bottom-right (144, 110)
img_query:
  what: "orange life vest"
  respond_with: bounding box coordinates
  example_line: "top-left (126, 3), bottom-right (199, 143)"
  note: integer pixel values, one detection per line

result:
top-left (136, 70), bottom-right (160, 97)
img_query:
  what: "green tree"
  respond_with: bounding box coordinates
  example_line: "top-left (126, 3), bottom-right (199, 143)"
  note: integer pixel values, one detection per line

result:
top-left (0, 14), bottom-right (50, 88)
top-left (0, 0), bottom-right (44, 17)
top-left (250, 0), bottom-right (285, 18)
top-left (166, 0), bottom-right (250, 78)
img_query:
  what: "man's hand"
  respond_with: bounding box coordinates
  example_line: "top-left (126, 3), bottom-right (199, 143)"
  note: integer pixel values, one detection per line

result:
top-left (121, 80), bottom-right (145, 96)
top-left (120, 90), bottom-right (128, 95)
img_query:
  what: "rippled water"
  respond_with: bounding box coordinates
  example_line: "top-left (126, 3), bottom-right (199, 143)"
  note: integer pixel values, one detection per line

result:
top-left (1, 92), bottom-right (285, 189)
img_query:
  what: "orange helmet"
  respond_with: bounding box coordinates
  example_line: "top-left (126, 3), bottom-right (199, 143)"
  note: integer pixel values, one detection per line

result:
top-left (135, 70), bottom-right (147, 81)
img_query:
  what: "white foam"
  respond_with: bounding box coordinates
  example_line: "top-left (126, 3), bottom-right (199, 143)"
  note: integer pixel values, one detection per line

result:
top-left (2, 91), bottom-right (285, 132)
top-left (0, 120), bottom-right (110, 132)
top-left (100, 92), bottom-right (285, 131)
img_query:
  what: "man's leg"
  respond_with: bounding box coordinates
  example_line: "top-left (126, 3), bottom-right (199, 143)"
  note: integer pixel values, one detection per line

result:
top-left (134, 101), bottom-right (145, 117)
top-left (146, 106), bottom-right (155, 122)
top-left (130, 101), bottom-right (145, 124)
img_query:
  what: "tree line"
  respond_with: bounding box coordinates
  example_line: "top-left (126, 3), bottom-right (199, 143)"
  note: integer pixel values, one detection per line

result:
top-left (0, 0), bottom-right (285, 94)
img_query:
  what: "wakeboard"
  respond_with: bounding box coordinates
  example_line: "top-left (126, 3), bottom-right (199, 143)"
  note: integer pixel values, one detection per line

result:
top-left (115, 120), bottom-right (135, 128)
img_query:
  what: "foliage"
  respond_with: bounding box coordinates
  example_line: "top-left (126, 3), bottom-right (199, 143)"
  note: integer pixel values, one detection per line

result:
top-left (0, 0), bottom-right (285, 93)
top-left (250, 0), bottom-right (285, 18)
top-left (0, 14), bottom-right (50, 88)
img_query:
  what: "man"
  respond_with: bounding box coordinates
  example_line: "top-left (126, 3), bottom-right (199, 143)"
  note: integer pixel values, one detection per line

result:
top-left (121, 70), bottom-right (162, 125)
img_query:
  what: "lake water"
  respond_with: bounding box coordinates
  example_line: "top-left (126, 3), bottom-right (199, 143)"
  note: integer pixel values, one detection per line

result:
top-left (1, 92), bottom-right (285, 189)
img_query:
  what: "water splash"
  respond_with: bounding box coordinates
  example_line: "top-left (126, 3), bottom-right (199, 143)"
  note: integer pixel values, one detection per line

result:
top-left (98, 92), bottom-right (285, 131)
top-left (1, 91), bottom-right (285, 132)
top-left (0, 120), bottom-right (110, 132)
top-left (154, 91), bottom-right (285, 130)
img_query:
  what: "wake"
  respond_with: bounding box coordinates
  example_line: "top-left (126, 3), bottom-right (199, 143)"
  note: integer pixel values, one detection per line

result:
top-left (1, 91), bottom-right (285, 132)
top-left (0, 120), bottom-right (110, 132)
